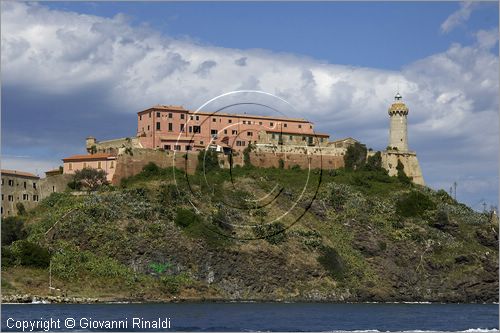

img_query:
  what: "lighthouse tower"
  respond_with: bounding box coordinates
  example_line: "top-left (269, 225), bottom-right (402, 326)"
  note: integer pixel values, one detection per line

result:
top-left (380, 92), bottom-right (425, 185)
top-left (388, 92), bottom-right (409, 151)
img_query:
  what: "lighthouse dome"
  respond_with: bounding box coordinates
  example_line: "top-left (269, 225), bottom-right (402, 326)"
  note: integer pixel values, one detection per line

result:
top-left (388, 93), bottom-right (409, 115)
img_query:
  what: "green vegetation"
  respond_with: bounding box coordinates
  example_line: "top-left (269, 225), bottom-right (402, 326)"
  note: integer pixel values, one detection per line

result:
top-left (344, 142), bottom-right (367, 170)
top-left (2, 157), bottom-right (497, 303)
top-left (68, 168), bottom-right (108, 191)
top-left (396, 191), bottom-right (436, 217)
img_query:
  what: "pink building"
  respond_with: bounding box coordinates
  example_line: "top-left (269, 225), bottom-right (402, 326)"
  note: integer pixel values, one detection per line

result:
top-left (62, 153), bottom-right (117, 182)
top-left (136, 105), bottom-right (330, 152)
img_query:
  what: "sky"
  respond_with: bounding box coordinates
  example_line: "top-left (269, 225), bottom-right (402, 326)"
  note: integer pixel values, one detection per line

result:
top-left (1, 1), bottom-right (498, 210)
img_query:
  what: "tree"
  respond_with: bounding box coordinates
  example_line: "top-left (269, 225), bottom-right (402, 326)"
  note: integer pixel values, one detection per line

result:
top-left (396, 159), bottom-right (411, 184)
top-left (73, 168), bottom-right (108, 191)
top-left (1, 216), bottom-right (27, 245)
top-left (344, 142), bottom-right (367, 170)
top-left (16, 202), bottom-right (26, 216)
top-left (365, 151), bottom-right (383, 171)
top-left (197, 149), bottom-right (220, 173)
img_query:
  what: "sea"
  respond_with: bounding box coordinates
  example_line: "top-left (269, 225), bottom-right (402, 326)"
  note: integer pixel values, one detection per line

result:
top-left (1, 302), bottom-right (498, 332)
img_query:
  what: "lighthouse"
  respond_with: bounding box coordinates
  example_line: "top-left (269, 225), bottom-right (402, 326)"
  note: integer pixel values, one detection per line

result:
top-left (388, 92), bottom-right (409, 151)
top-left (380, 92), bottom-right (425, 185)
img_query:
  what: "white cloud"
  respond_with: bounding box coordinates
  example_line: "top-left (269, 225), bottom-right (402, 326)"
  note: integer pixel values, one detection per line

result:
top-left (440, 1), bottom-right (478, 34)
top-left (1, 2), bottom-right (498, 206)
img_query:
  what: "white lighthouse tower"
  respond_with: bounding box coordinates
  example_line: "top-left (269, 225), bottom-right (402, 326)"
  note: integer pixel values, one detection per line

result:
top-left (388, 92), bottom-right (409, 151)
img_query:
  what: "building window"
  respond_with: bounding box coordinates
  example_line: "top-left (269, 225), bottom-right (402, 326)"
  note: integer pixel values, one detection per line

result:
top-left (8, 179), bottom-right (14, 186)
top-left (164, 145), bottom-right (171, 150)
top-left (23, 181), bottom-right (27, 189)
top-left (228, 119), bottom-right (232, 123)
top-left (156, 122), bottom-right (161, 130)
top-left (310, 125), bottom-right (313, 129)
top-left (180, 124), bottom-right (185, 132)
top-left (98, 161), bottom-right (102, 169)
top-left (270, 122), bottom-right (274, 127)
top-left (189, 126), bottom-right (192, 133)
top-left (110, 161), bottom-right (114, 169)
top-left (33, 195), bottom-right (39, 202)
top-left (1, 194), bottom-right (3, 200)
top-left (272, 134), bottom-right (276, 139)
top-left (69, 163), bottom-right (73, 171)
top-left (289, 135), bottom-right (293, 140)
top-left (1, 178), bottom-right (3, 185)
top-left (168, 123), bottom-right (173, 131)
top-left (157, 112), bottom-right (161, 117)
top-left (200, 141), bottom-right (204, 145)
top-left (190, 115), bottom-right (194, 120)
top-left (259, 122), bottom-right (263, 125)
top-left (180, 114), bottom-right (185, 120)
top-left (236, 141), bottom-right (246, 147)
top-left (224, 129), bottom-right (227, 134)
top-left (23, 194), bottom-right (28, 201)
top-left (302, 136), bottom-right (306, 141)
top-left (232, 130), bottom-right (238, 135)
top-left (186, 145), bottom-right (192, 151)
top-left (174, 145), bottom-right (181, 151)
top-left (320, 138), bottom-right (324, 143)
top-left (247, 131), bottom-right (253, 136)
top-left (243, 120), bottom-right (246, 124)
top-left (284, 123), bottom-right (287, 128)
top-left (8, 195), bottom-right (14, 202)
top-left (213, 118), bottom-right (217, 122)
top-left (196, 116), bottom-right (200, 121)
top-left (149, 112), bottom-right (152, 118)
top-left (139, 115), bottom-right (142, 121)
top-left (169, 113), bottom-right (173, 118)
top-left (298, 124), bottom-right (302, 129)
top-left (193, 126), bottom-right (201, 133)
top-left (147, 125), bottom-right (150, 131)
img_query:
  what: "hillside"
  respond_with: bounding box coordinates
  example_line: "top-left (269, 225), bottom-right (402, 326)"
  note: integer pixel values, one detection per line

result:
top-left (2, 161), bottom-right (498, 303)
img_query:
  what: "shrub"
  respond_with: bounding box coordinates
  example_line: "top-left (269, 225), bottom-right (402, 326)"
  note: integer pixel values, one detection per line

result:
top-left (1, 246), bottom-right (16, 267)
top-left (160, 273), bottom-right (191, 294)
top-left (344, 142), bottom-right (367, 170)
top-left (317, 246), bottom-right (345, 280)
top-left (11, 240), bottom-right (51, 268)
top-left (278, 159), bottom-right (285, 169)
top-left (197, 149), bottom-right (220, 173)
top-left (253, 222), bottom-right (287, 245)
top-left (396, 191), bottom-right (436, 217)
top-left (174, 208), bottom-right (201, 228)
top-left (1, 216), bottom-right (27, 246)
top-left (142, 162), bottom-right (160, 175)
top-left (328, 183), bottom-right (351, 211)
top-left (396, 160), bottom-right (411, 185)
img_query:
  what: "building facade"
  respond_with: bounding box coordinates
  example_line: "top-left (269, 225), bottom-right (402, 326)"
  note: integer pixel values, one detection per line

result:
top-left (1, 169), bottom-right (40, 217)
top-left (62, 153), bottom-right (117, 182)
top-left (135, 105), bottom-right (330, 152)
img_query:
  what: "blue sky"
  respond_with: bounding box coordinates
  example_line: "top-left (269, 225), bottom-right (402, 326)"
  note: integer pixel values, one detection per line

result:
top-left (1, 1), bottom-right (499, 209)
top-left (45, 1), bottom-right (498, 69)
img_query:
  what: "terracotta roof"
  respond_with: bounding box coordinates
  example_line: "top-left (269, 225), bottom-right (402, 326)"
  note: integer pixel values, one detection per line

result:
top-left (138, 105), bottom-right (189, 114)
top-left (265, 129), bottom-right (330, 137)
top-left (62, 153), bottom-right (116, 162)
top-left (138, 105), bottom-right (311, 123)
top-left (1, 169), bottom-right (39, 179)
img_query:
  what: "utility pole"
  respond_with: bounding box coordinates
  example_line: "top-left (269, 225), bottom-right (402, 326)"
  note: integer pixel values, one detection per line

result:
top-left (453, 181), bottom-right (457, 201)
